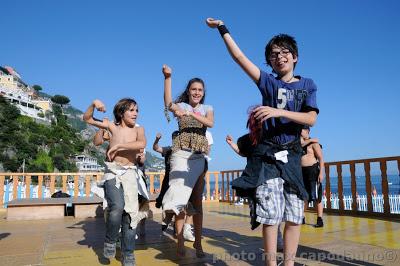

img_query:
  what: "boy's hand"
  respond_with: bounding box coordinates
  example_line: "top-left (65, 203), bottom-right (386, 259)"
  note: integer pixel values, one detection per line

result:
top-left (107, 145), bottom-right (119, 161)
top-left (318, 173), bottom-right (324, 183)
top-left (206, 18), bottom-right (223, 28)
top-left (253, 106), bottom-right (282, 123)
top-left (136, 149), bottom-right (145, 160)
top-left (162, 65), bottom-right (172, 78)
top-left (156, 133), bottom-right (162, 140)
top-left (100, 128), bottom-right (111, 141)
top-left (93, 99), bottom-right (106, 112)
top-left (226, 135), bottom-right (233, 145)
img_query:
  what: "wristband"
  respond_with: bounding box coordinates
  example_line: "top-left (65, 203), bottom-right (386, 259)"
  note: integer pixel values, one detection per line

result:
top-left (217, 24), bottom-right (230, 37)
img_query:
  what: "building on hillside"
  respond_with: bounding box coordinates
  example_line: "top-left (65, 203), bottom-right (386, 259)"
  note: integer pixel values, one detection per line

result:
top-left (0, 66), bottom-right (53, 123)
top-left (74, 154), bottom-right (104, 172)
top-left (32, 99), bottom-right (52, 112)
top-left (0, 66), bottom-right (28, 91)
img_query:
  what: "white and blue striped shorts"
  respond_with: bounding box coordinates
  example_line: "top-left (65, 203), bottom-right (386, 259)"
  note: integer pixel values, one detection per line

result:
top-left (255, 177), bottom-right (304, 225)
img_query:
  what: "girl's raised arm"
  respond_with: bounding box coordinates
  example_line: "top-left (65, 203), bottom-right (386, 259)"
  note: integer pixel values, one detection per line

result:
top-left (163, 65), bottom-right (173, 108)
top-left (163, 65), bottom-right (185, 118)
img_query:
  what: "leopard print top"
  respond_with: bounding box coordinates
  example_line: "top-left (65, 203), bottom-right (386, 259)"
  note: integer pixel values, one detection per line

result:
top-left (172, 115), bottom-right (208, 153)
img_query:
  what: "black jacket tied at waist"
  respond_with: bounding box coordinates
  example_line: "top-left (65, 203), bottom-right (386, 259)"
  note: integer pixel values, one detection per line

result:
top-left (232, 138), bottom-right (308, 201)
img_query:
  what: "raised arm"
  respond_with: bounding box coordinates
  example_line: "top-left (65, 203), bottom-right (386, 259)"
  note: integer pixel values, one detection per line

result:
top-left (162, 65), bottom-right (185, 117)
top-left (226, 135), bottom-right (244, 157)
top-left (312, 143), bottom-right (325, 183)
top-left (83, 99), bottom-right (110, 129)
top-left (206, 18), bottom-right (260, 83)
top-left (93, 127), bottom-right (111, 146)
top-left (93, 129), bottom-right (105, 146)
top-left (107, 127), bottom-right (147, 161)
top-left (163, 65), bottom-right (173, 108)
top-left (152, 133), bottom-right (163, 154)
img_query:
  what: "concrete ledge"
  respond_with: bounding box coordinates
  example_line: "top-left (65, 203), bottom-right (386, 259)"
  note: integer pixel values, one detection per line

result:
top-left (7, 205), bottom-right (65, 220)
top-left (6, 196), bottom-right (104, 220)
top-left (74, 204), bottom-right (103, 218)
top-left (73, 195), bottom-right (103, 219)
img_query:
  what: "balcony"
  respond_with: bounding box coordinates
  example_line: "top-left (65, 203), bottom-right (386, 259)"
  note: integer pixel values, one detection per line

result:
top-left (0, 155), bottom-right (399, 265)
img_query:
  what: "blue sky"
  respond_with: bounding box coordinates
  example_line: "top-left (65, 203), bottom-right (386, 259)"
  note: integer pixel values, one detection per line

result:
top-left (2, 0), bottom-right (400, 173)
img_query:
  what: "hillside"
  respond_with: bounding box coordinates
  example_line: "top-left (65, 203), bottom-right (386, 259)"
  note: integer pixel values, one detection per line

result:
top-left (61, 103), bottom-right (164, 171)
top-left (0, 96), bottom-right (85, 172)
top-left (0, 93), bottom-right (164, 172)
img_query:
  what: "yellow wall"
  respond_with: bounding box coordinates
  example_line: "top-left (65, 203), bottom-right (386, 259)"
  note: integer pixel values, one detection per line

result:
top-left (0, 75), bottom-right (17, 89)
top-left (33, 100), bottom-right (52, 112)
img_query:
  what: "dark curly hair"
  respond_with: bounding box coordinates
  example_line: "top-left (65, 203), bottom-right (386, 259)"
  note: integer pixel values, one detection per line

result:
top-left (113, 98), bottom-right (137, 124)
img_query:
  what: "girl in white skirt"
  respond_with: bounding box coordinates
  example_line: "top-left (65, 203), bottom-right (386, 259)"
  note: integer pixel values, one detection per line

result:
top-left (161, 64), bottom-right (214, 258)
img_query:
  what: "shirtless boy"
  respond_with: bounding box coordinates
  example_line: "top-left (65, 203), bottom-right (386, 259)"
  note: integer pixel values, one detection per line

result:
top-left (83, 98), bottom-right (146, 266)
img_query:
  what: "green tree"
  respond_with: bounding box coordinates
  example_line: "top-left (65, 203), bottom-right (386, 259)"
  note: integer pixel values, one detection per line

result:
top-left (52, 105), bottom-right (67, 126)
top-left (2, 157), bottom-right (19, 172)
top-left (52, 153), bottom-right (77, 171)
top-left (32, 85), bottom-right (43, 92)
top-left (0, 95), bottom-right (104, 173)
top-left (30, 151), bottom-right (54, 172)
top-left (51, 95), bottom-right (70, 107)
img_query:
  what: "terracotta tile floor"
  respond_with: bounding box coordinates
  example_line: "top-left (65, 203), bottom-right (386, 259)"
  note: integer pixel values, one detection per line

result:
top-left (0, 203), bottom-right (399, 265)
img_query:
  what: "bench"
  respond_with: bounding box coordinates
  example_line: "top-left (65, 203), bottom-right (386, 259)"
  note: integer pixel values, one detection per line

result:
top-left (72, 196), bottom-right (104, 219)
top-left (6, 195), bottom-right (103, 221)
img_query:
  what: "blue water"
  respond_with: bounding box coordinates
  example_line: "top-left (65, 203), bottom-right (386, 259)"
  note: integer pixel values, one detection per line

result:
top-left (152, 174), bottom-right (400, 196)
top-left (326, 174), bottom-right (400, 195)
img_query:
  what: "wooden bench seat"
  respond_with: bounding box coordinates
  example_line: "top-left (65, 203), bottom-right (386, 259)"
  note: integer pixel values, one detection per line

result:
top-left (7, 196), bottom-right (103, 220)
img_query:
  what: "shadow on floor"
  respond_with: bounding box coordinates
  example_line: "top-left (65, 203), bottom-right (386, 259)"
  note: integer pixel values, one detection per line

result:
top-left (296, 244), bottom-right (383, 266)
top-left (67, 218), bottom-right (111, 265)
top-left (65, 209), bottom-right (387, 266)
top-left (135, 218), bottom-right (229, 265)
top-left (0, 232), bottom-right (11, 241)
